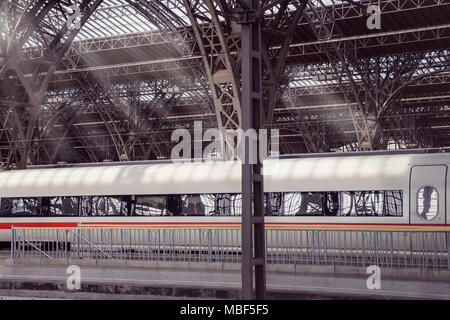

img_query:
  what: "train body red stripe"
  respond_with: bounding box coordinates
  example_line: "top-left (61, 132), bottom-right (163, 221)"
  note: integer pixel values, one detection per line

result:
top-left (0, 221), bottom-right (447, 229)
top-left (0, 222), bottom-right (78, 229)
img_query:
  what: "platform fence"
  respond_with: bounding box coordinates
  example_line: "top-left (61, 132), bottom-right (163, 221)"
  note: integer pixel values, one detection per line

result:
top-left (10, 227), bottom-right (450, 270)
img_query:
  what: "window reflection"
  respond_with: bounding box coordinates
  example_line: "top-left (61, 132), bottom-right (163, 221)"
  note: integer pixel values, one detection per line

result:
top-left (417, 186), bottom-right (438, 220)
top-left (92, 196), bottom-right (123, 216)
top-left (0, 190), bottom-right (404, 217)
top-left (135, 195), bottom-right (168, 216)
top-left (0, 198), bottom-right (40, 216)
top-left (134, 196), bottom-right (168, 216)
top-left (48, 197), bottom-right (79, 216)
top-left (339, 191), bottom-right (402, 217)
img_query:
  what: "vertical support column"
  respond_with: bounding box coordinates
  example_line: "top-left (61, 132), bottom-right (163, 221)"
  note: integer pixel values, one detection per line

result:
top-left (239, 0), bottom-right (265, 300)
top-left (11, 226), bottom-right (14, 259)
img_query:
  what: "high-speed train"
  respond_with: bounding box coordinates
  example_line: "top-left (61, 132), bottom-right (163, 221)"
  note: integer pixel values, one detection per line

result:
top-left (0, 149), bottom-right (448, 243)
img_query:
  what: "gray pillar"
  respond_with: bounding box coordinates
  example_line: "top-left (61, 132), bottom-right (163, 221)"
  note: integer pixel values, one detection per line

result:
top-left (239, 0), bottom-right (266, 300)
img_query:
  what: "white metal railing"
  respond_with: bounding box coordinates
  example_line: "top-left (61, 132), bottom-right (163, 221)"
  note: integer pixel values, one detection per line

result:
top-left (10, 227), bottom-right (450, 270)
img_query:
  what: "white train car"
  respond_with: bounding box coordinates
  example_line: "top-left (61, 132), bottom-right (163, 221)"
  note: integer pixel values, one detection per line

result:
top-left (0, 149), bottom-right (448, 244)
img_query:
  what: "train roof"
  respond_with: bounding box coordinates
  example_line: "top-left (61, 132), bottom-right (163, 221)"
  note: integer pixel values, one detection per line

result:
top-left (0, 149), bottom-right (448, 197)
top-left (24, 147), bottom-right (450, 170)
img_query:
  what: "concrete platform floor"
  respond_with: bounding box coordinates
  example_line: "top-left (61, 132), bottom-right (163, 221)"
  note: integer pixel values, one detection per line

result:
top-left (0, 259), bottom-right (449, 300)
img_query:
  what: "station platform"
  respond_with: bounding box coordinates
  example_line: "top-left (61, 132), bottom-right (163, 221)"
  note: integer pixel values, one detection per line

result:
top-left (0, 254), bottom-right (449, 300)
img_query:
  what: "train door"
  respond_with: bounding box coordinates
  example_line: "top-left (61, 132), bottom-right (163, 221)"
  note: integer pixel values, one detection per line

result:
top-left (410, 165), bottom-right (447, 225)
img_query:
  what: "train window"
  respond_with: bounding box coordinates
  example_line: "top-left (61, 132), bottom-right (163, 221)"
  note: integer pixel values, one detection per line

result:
top-left (417, 186), bottom-right (438, 220)
top-left (338, 191), bottom-right (402, 216)
top-left (280, 192), bottom-right (324, 216)
top-left (300, 193), bottom-right (324, 215)
top-left (383, 191), bottom-right (403, 217)
top-left (166, 195), bottom-right (183, 216)
top-left (266, 193), bottom-right (283, 216)
top-left (211, 194), bottom-right (231, 216)
top-left (0, 191), bottom-right (403, 218)
top-left (121, 195), bottom-right (132, 216)
top-left (48, 197), bottom-right (79, 216)
top-left (0, 198), bottom-right (40, 216)
top-left (180, 194), bottom-right (207, 216)
top-left (282, 193), bottom-right (302, 216)
top-left (340, 192), bottom-right (379, 216)
top-left (198, 194), bottom-right (242, 216)
top-left (79, 196), bottom-right (92, 216)
top-left (40, 197), bottom-right (50, 216)
top-left (230, 194), bottom-right (242, 216)
top-left (92, 196), bottom-right (125, 216)
top-left (324, 192), bottom-right (340, 216)
top-left (135, 195), bottom-right (168, 216)
top-left (0, 199), bottom-right (12, 216)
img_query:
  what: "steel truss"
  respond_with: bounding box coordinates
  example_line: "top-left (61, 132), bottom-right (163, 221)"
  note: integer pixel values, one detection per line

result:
top-left (0, 0), bottom-right (103, 168)
top-left (0, 0), bottom-right (449, 167)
